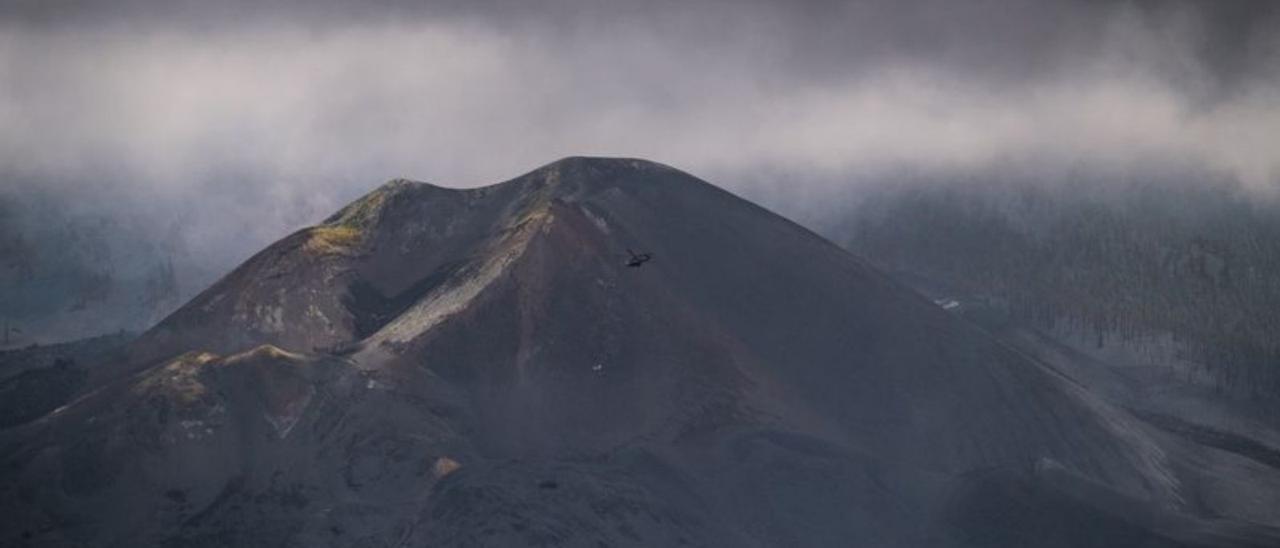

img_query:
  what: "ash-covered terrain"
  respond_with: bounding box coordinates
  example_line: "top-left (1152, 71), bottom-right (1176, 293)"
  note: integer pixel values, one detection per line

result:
top-left (3, 157), bottom-right (1279, 547)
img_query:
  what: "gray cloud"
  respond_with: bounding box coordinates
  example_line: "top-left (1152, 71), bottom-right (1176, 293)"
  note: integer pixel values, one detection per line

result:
top-left (1, 0), bottom-right (1278, 340)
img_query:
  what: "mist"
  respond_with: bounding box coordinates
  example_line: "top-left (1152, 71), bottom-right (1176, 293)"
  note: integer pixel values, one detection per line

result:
top-left (1, 0), bottom-right (1278, 341)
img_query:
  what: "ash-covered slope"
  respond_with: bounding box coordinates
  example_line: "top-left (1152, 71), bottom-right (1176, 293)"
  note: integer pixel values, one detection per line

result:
top-left (3, 157), bottom-right (1276, 547)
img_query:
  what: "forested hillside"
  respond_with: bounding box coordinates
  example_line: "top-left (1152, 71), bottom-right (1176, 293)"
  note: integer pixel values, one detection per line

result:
top-left (0, 192), bottom-right (187, 346)
top-left (837, 176), bottom-right (1280, 399)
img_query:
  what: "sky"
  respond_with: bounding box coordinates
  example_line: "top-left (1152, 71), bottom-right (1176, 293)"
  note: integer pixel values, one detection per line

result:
top-left (1, 0), bottom-right (1278, 340)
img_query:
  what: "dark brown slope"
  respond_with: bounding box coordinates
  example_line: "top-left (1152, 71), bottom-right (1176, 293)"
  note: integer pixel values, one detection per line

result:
top-left (130, 178), bottom-right (531, 365)
top-left (3, 157), bottom-right (1275, 547)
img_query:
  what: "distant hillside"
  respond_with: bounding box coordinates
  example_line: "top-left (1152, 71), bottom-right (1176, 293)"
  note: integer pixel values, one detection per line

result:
top-left (0, 332), bottom-right (134, 429)
top-left (0, 191), bottom-right (189, 345)
top-left (835, 175), bottom-right (1280, 399)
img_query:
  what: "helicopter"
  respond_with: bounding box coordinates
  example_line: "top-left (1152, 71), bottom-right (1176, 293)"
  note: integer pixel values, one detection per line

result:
top-left (625, 249), bottom-right (653, 268)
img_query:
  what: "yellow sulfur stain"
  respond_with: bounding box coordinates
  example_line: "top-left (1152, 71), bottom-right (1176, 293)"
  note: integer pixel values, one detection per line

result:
top-left (304, 225), bottom-right (363, 255)
top-left (135, 351), bottom-right (221, 406)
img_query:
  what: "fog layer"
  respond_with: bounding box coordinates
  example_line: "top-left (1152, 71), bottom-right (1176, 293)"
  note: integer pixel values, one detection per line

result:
top-left (1, 0), bottom-right (1277, 340)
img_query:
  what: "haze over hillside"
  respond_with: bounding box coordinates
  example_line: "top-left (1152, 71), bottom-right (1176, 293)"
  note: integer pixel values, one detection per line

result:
top-left (3, 158), bottom-right (1280, 547)
top-left (833, 174), bottom-right (1280, 399)
top-left (3, 0), bottom-right (1277, 345)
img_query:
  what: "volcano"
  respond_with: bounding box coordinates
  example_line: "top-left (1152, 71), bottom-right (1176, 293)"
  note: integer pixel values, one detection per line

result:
top-left (3, 157), bottom-right (1277, 547)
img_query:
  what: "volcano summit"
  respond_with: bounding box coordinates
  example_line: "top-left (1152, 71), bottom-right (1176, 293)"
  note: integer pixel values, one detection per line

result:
top-left (3, 157), bottom-right (1278, 547)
